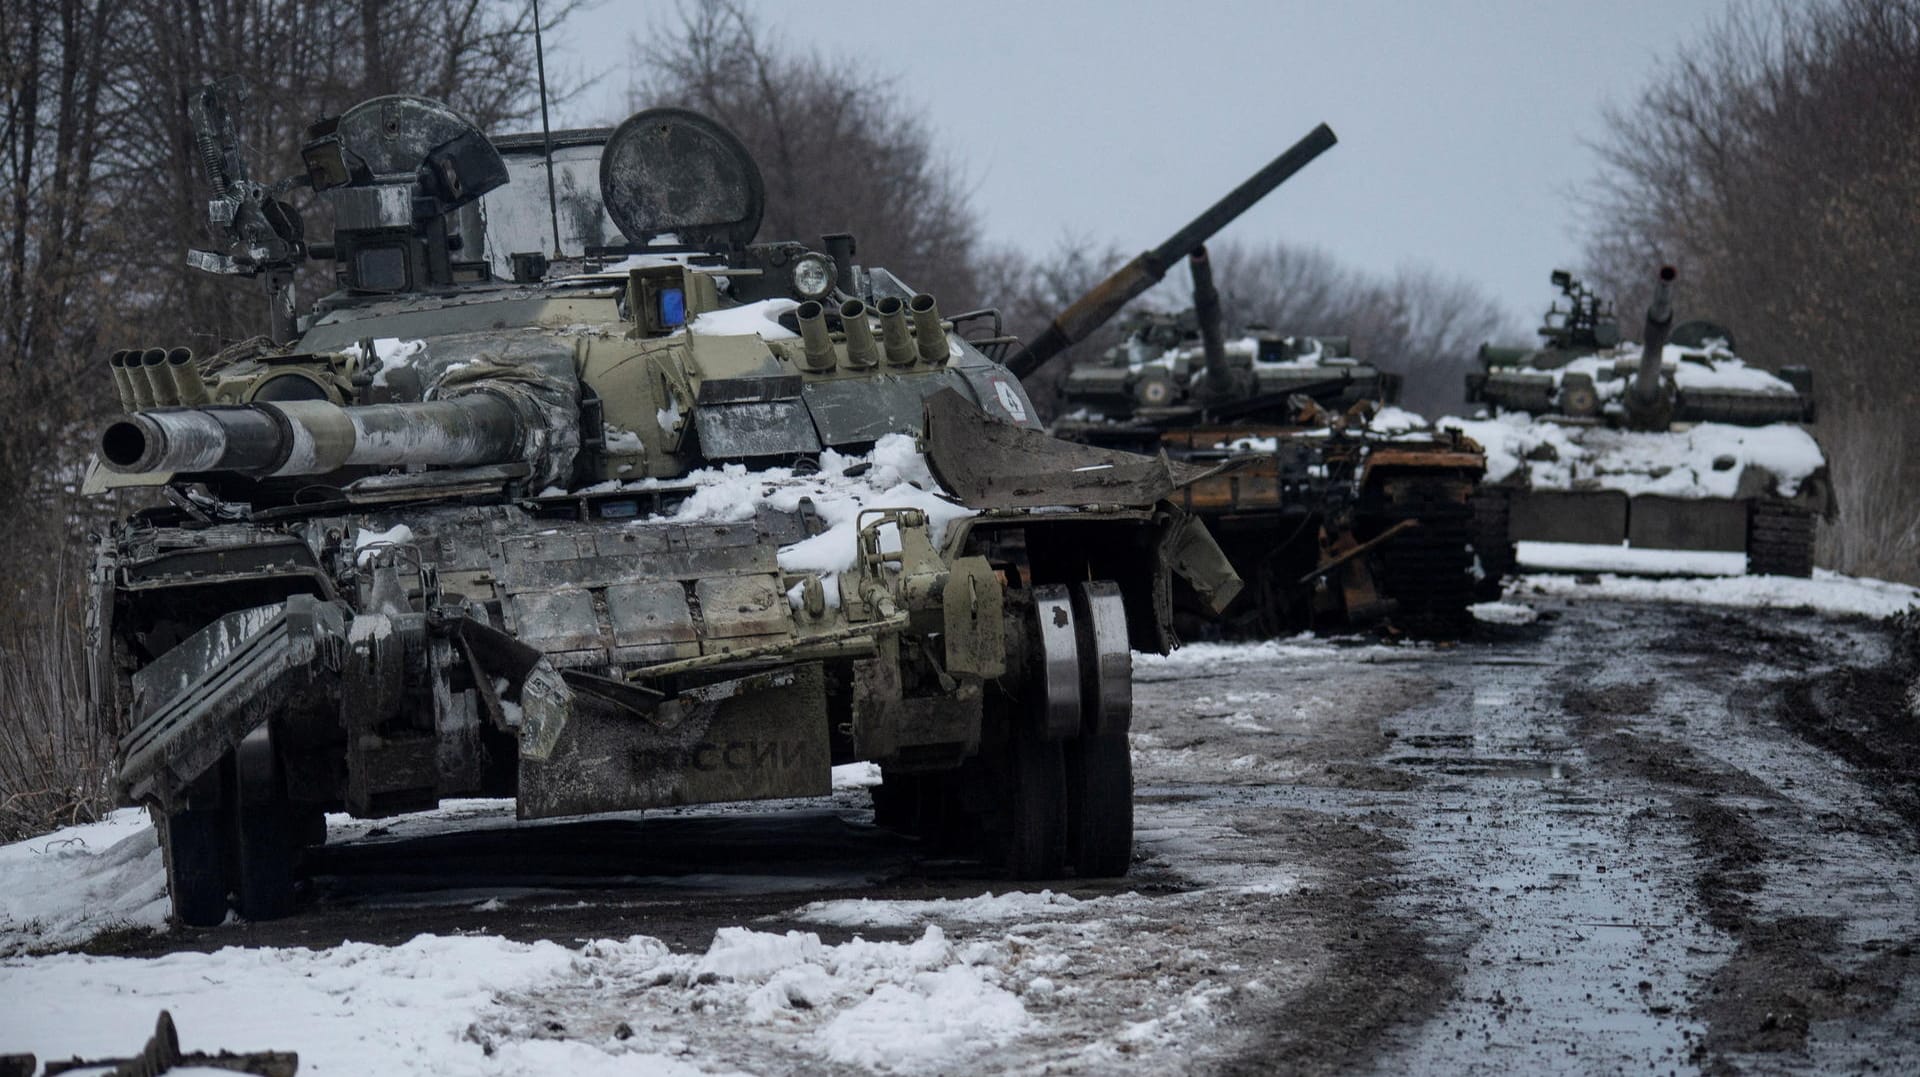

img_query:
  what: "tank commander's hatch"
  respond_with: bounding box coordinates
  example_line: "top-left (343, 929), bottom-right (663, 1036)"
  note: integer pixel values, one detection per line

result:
top-left (600, 108), bottom-right (764, 249)
top-left (301, 95), bottom-right (507, 294)
top-left (316, 94), bottom-right (506, 197)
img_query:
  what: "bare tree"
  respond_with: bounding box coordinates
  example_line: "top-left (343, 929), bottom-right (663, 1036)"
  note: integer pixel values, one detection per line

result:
top-left (630, 2), bottom-right (984, 309)
top-left (1583, 0), bottom-right (1920, 582)
top-left (975, 236), bottom-right (1132, 416)
top-left (0, 0), bottom-right (573, 836)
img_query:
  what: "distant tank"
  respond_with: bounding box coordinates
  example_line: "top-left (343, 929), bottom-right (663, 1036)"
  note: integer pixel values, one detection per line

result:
top-left (80, 82), bottom-right (1246, 924)
top-left (1047, 247), bottom-right (1489, 639)
top-left (1454, 266), bottom-right (1831, 581)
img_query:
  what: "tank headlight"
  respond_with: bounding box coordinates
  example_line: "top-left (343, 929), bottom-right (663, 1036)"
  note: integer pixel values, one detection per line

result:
top-left (790, 255), bottom-right (835, 300)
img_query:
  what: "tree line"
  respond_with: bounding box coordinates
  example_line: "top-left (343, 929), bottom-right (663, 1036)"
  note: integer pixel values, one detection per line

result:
top-left (1583, 0), bottom-right (1919, 582)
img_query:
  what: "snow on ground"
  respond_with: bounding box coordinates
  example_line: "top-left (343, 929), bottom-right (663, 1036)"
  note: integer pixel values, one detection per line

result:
top-left (1517, 540), bottom-right (1746, 577)
top-left (1139, 634), bottom-right (1408, 672)
top-left (831, 762), bottom-right (882, 790)
top-left (793, 890), bottom-right (1100, 929)
top-left (474, 924), bottom-right (1030, 1074)
top-left (1470, 601), bottom-right (1540, 626)
top-left (1440, 412), bottom-right (1825, 498)
top-left (0, 932), bottom-right (718, 1076)
top-left (1509, 567), bottom-right (1919, 619)
top-left (0, 808), bottom-right (165, 957)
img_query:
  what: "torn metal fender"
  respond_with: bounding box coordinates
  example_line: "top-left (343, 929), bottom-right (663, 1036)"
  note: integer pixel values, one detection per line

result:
top-left (924, 388), bottom-right (1211, 509)
top-left (118, 595), bottom-right (349, 807)
top-left (1166, 512), bottom-right (1244, 615)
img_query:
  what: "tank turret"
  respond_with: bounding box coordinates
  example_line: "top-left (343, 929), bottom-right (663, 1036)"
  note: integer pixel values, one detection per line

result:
top-left (1465, 265), bottom-right (1816, 426)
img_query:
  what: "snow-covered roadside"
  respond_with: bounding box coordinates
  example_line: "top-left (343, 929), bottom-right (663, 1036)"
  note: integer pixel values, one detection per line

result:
top-left (1509, 567), bottom-right (1918, 619)
top-left (0, 856), bottom-right (1198, 1075)
top-left (473, 925), bottom-right (1030, 1074)
top-left (1, 924), bottom-right (1033, 1074)
top-left (0, 809), bottom-right (166, 957)
top-left (0, 933), bottom-right (718, 1076)
top-left (0, 762), bottom-right (1283, 1074)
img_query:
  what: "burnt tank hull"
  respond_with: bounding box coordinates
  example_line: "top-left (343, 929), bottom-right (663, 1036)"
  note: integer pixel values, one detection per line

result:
top-left (1054, 415), bottom-right (1487, 639)
top-left (1051, 248), bottom-right (1488, 640)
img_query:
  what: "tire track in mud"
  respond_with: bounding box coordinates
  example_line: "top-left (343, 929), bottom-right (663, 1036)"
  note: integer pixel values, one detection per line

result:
top-left (1559, 621), bottom-right (1920, 1075)
top-left (1211, 817), bottom-right (1455, 1077)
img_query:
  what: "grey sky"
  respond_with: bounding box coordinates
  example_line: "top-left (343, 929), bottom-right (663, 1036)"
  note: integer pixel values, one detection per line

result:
top-left (551, 0), bottom-right (1736, 327)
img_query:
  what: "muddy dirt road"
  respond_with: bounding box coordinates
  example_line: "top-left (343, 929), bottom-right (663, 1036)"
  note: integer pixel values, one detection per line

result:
top-left (104, 596), bottom-right (1920, 1075)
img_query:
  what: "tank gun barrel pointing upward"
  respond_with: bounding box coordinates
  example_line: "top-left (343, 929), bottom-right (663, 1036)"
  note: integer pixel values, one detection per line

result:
top-left (1188, 246), bottom-right (1232, 402)
top-left (1632, 264), bottom-right (1678, 409)
top-left (1006, 123), bottom-right (1337, 381)
top-left (1622, 264), bottom-right (1679, 431)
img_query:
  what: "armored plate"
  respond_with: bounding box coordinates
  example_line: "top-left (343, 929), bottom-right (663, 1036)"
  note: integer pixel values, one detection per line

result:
top-left (492, 516), bottom-right (790, 667)
top-left (923, 389), bottom-right (1208, 509)
top-left (600, 108), bottom-right (765, 248)
top-left (518, 664), bottom-right (830, 819)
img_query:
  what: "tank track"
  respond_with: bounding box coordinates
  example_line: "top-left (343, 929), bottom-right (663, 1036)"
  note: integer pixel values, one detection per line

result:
top-left (1470, 488), bottom-right (1516, 599)
top-left (1747, 500), bottom-right (1816, 577)
top-left (1377, 483), bottom-right (1478, 639)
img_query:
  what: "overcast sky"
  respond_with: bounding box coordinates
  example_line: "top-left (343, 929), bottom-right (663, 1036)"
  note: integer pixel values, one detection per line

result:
top-left (550, 0), bottom-right (1737, 328)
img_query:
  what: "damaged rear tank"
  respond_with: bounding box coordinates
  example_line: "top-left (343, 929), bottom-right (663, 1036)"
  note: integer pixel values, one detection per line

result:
top-left (1454, 266), bottom-right (1832, 581)
top-left (1050, 248), bottom-right (1488, 638)
top-left (83, 84), bottom-right (1243, 924)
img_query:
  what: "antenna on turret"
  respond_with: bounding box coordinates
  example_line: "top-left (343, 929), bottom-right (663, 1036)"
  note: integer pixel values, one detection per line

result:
top-left (532, 0), bottom-right (562, 257)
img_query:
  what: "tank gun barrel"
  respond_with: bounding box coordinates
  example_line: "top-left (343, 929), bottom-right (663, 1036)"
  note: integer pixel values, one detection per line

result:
top-left (1189, 246), bottom-right (1232, 401)
top-left (100, 395), bottom-right (524, 478)
top-left (1006, 123), bottom-right (1337, 381)
top-left (1632, 265), bottom-right (1678, 407)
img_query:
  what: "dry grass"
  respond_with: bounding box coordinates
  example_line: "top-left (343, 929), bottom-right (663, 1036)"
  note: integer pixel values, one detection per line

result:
top-left (1818, 409), bottom-right (1920, 587)
top-left (0, 561), bottom-right (112, 844)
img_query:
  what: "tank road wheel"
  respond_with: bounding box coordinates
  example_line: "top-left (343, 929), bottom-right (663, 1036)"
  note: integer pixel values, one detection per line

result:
top-left (1470, 488), bottom-right (1516, 600)
top-left (1065, 582), bottom-right (1134, 878)
top-left (1378, 482), bottom-right (1477, 639)
top-left (1065, 734), bottom-right (1133, 877)
top-left (1003, 723), bottom-right (1069, 879)
top-left (156, 807), bottom-right (229, 928)
top-left (231, 728), bottom-right (298, 922)
top-left (1002, 584), bottom-right (1080, 879)
top-left (1748, 501), bottom-right (1815, 577)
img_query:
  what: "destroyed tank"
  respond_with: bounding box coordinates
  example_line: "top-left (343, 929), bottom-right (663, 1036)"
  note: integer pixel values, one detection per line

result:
top-left (1455, 266), bottom-right (1831, 580)
top-left (82, 84), bottom-right (1244, 924)
top-left (1046, 240), bottom-right (1488, 639)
